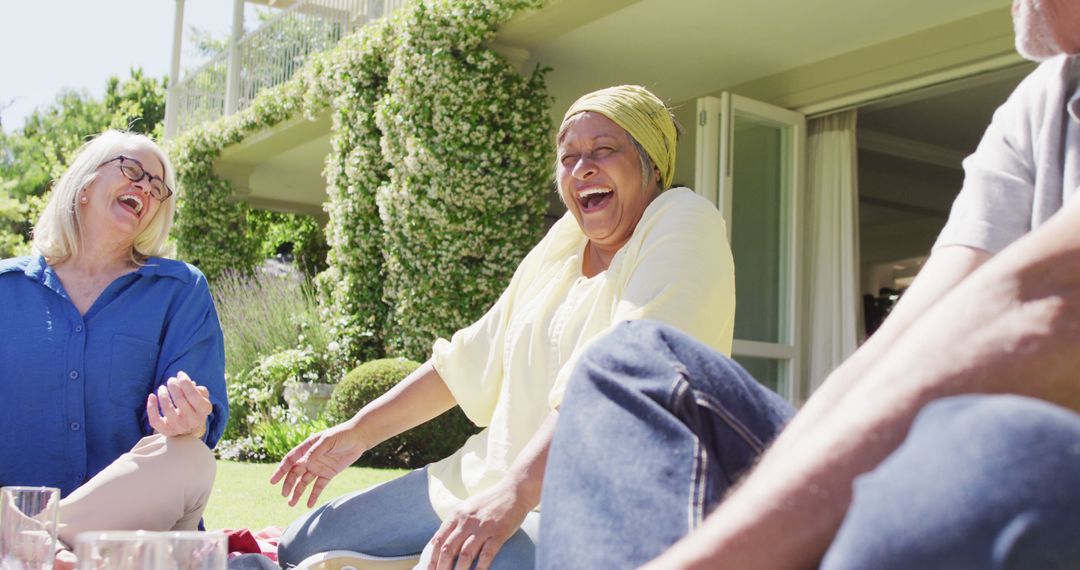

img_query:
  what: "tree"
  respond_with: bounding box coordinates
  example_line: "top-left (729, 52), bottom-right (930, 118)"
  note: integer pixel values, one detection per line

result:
top-left (0, 68), bottom-right (167, 254)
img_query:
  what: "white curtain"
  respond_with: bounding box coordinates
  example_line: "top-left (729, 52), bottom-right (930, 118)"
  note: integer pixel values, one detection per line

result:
top-left (803, 110), bottom-right (860, 394)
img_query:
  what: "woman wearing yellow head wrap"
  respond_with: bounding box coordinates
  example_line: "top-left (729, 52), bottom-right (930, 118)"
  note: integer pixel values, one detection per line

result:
top-left (270, 86), bottom-right (735, 570)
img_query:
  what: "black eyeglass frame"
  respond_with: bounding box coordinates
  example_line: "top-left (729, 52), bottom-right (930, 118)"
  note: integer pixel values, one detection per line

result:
top-left (99, 155), bottom-right (173, 201)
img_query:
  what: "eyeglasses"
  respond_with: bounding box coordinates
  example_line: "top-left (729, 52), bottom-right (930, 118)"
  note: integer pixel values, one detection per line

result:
top-left (99, 155), bottom-right (173, 201)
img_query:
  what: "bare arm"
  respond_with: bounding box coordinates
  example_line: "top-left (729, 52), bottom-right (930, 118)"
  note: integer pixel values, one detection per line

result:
top-left (646, 199), bottom-right (1080, 569)
top-left (428, 411), bottom-right (556, 570)
top-left (271, 359), bottom-right (457, 507)
top-left (348, 359), bottom-right (458, 447)
top-left (782, 245), bottom-right (991, 442)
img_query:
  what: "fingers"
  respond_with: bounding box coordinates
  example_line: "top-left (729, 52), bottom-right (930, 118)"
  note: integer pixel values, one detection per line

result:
top-left (428, 506), bottom-right (511, 570)
top-left (453, 535), bottom-right (485, 570)
top-left (271, 434), bottom-right (330, 507)
top-left (174, 373), bottom-right (214, 417)
top-left (472, 538), bottom-right (502, 570)
top-left (269, 437), bottom-right (312, 485)
top-left (147, 372), bottom-right (214, 437)
top-left (279, 464), bottom-right (302, 499)
top-left (475, 537), bottom-right (503, 570)
top-left (156, 384), bottom-right (187, 434)
top-left (289, 470), bottom-right (318, 507)
top-left (279, 437), bottom-right (322, 496)
top-left (146, 394), bottom-right (166, 433)
top-left (288, 436), bottom-right (334, 506)
top-left (431, 520), bottom-right (465, 570)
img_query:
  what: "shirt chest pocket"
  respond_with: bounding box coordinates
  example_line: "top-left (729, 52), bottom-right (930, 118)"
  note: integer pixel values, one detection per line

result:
top-left (109, 334), bottom-right (160, 408)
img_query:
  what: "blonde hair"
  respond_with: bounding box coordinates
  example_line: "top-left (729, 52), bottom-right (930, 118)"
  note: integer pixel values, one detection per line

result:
top-left (32, 130), bottom-right (177, 264)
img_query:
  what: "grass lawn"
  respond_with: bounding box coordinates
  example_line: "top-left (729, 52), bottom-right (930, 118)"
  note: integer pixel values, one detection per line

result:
top-left (203, 460), bottom-right (408, 530)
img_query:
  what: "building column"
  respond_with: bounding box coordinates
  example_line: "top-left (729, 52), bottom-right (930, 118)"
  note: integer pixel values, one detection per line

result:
top-left (163, 0), bottom-right (185, 139)
top-left (224, 0), bottom-right (245, 116)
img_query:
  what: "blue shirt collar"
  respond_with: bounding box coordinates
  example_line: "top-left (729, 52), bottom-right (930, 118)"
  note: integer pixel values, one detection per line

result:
top-left (2, 256), bottom-right (191, 285)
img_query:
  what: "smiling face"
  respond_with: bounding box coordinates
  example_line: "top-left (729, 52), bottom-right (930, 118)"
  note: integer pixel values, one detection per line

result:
top-left (80, 145), bottom-right (165, 248)
top-left (1013, 0), bottom-right (1080, 60)
top-left (557, 112), bottom-right (661, 255)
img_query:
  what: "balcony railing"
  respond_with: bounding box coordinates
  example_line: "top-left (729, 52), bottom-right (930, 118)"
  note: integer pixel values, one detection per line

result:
top-left (171, 0), bottom-right (407, 136)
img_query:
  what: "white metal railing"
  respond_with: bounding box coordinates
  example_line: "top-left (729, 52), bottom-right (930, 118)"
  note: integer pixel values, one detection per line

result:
top-left (171, 0), bottom-right (408, 136)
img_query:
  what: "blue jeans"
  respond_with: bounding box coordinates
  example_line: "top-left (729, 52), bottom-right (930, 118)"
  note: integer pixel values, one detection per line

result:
top-left (822, 394), bottom-right (1080, 569)
top-left (269, 467), bottom-right (539, 569)
top-left (539, 320), bottom-right (1080, 569)
top-left (539, 321), bottom-right (795, 569)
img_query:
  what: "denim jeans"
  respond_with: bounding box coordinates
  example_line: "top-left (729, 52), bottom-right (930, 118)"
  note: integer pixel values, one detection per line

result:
top-left (822, 394), bottom-right (1080, 569)
top-left (539, 321), bottom-right (1080, 569)
top-left (262, 467), bottom-right (539, 569)
top-left (539, 321), bottom-right (795, 569)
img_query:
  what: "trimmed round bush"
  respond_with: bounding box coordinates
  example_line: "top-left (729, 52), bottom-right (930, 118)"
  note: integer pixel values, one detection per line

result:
top-left (325, 358), bottom-right (479, 468)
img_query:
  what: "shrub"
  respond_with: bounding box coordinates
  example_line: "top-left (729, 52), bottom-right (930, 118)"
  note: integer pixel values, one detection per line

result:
top-left (374, 0), bottom-right (552, 360)
top-left (325, 358), bottom-right (478, 468)
top-left (217, 415), bottom-right (329, 463)
top-left (221, 345), bottom-right (332, 442)
top-left (212, 267), bottom-right (331, 380)
top-left (170, 0), bottom-right (551, 369)
top-left (256, 416), bottom-right (331, 462)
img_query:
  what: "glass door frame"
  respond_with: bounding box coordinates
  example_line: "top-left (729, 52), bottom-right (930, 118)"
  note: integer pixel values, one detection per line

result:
top-left (695, 93), bottom-right (806, 403)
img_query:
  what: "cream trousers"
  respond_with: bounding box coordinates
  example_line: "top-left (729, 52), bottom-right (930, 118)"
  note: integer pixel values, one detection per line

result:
top-left (56, 434), bottom-right (216, 548)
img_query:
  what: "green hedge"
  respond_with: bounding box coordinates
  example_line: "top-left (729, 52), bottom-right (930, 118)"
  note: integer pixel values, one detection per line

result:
top-left (171, 0), bottom-right (551, 371)
top-left (325, 358), bottom-right (478, 468)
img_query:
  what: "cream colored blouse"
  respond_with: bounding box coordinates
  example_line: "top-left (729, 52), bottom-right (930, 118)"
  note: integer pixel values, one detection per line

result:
top-left (427, 188), bottom-right (735, 518)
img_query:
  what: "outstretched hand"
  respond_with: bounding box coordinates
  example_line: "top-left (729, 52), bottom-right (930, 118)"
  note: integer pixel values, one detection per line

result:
top-left (270, 421), bottom-right (367, 508)
top-left (147, 371), bottom-right (213, 438)
top-left (426, 481), bottom-right (530, 570)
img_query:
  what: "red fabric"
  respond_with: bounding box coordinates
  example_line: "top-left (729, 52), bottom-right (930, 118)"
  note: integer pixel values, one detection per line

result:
top-left (222, 527), bottom-right (283, 562)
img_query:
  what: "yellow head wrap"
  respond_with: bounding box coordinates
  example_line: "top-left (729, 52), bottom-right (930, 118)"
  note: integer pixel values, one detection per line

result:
top-left (560, 85), bottom-right (678, 189)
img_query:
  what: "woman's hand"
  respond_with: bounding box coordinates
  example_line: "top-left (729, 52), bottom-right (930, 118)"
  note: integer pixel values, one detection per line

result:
top-left (147, 371), bottom-right (213, 438)
top-left (269, 421), bottom-right (368, 508)
top-left (427, 481), bottom-right (531, 570)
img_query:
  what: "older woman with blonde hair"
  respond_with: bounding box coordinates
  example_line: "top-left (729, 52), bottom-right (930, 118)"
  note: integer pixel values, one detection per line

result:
top-left (0, 130), bottom-right (228, 563)
top-left (261, 85), bottom-right (735, 570)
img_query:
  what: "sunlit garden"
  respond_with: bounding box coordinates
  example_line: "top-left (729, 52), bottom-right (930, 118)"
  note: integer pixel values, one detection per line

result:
top-left (0, 0), bottom-right (550, 534)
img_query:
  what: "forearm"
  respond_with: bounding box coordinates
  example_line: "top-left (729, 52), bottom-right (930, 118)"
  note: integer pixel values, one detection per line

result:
top-left (782, 245), bottom-right (990, 438)
top-left (502, 411), bottom-right (557, 510)
top-left (349, 359), bottom-right (458, 449)
top-left (655, 203), bottom-right (1080, 568)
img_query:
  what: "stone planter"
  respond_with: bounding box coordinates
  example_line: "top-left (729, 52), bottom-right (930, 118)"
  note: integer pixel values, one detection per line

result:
top-left (283, 381), bottom-right (335, 420)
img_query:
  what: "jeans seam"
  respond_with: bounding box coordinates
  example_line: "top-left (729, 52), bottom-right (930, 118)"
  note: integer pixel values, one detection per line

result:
top-left (695, 393), bottom-right (766, 454)
top-left (669, 368), bottom-right (710, 532)
top-left (691, 437), bottom-right (707, 530)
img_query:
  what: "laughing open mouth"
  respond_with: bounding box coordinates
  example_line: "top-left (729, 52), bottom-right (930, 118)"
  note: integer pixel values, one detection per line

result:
top-left (118, 194), bottom-right (144, 217)
top-left (577, 187), bottom-right (614, 212)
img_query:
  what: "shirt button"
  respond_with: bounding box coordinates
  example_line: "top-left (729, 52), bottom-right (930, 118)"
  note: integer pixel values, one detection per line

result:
top-left (74, 325), bottom-right (83, 333)
top-left (70, 422), bottom-right (80, 431)
top-left (69, 370), bottom-right (79, 380)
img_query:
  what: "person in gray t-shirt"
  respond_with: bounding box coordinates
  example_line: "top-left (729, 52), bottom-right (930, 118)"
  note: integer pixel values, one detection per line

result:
top-left (937, 55), bottom-right (1080, 254)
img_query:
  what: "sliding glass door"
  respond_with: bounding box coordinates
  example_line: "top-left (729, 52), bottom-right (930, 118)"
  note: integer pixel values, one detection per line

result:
top-left (695, 93), bottom-right (805, 402)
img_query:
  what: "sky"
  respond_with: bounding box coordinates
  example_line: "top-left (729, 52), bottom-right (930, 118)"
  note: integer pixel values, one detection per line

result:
top-left (0, 0), bottom-right (262, 132)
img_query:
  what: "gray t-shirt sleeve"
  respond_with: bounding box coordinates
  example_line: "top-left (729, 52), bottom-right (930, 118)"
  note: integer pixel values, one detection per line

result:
top-left (933, 63), bottom-right (1050, 255)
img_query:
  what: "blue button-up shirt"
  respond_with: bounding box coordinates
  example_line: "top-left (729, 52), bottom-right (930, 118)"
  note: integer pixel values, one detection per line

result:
top-left (0, 256), bottom-right (228, 497)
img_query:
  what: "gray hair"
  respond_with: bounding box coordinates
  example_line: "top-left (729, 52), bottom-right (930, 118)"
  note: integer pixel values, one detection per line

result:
top-left (32, 130), bottom-right (178, 264)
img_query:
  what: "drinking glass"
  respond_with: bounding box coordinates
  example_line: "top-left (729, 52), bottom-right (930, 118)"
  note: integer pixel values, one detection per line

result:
top-left (163, 531), bottom-right (227, 570)
top-left (0, 486), bottom-right (60, 570)
top-left (74, 531), bottom-right (167, 570)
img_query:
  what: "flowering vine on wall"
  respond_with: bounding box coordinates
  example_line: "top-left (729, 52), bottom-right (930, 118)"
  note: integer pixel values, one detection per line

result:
top-left (170, 0), bottom-right (552, 366)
